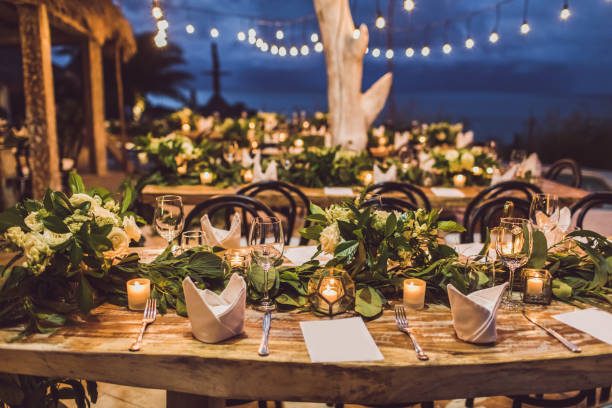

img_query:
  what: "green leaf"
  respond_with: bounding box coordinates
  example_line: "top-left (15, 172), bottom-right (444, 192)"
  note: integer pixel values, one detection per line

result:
top-left (384, 212), bottom-right (397, 237)
top-left (355, 286), bottom-right (383, 318)
top-left (438, 220), bottom-right (466, 233)
top-left (69, 171), bottom-right (86, 194)
top-left (310, 202), bottom-right (325, 215)
top-left (299, 225), bottom-right (323, 240)
top-left (121, 186), bottom-right (133, 214)
top-left (305, 213), bottom-right (328, 223)
top-left (43, 215), bottom-right (70, 233)
top-left (527, 230), bottom-right (547, 268)
top-left (553, 279), bottom-right (573, 299)
top-left (77, 275), bottom-right (94, 315)
top-left (334, 240), bottom-right (359, 259)
top-left (275, 293), bottom-right (307, 307)
top-left (186, 252), bottom-right (224, 279)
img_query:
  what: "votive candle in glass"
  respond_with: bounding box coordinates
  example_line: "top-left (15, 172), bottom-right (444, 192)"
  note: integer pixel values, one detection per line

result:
top-left (200, 171), bottom-right (213, 184)
top-left (453, 174), bottom-right (466, 188)
top-left (127, 278), bottom-right (151, 310)
top-left (522, 269), bottom-right (552, 305)
top-left (403, 278), bottom-right (426, 310)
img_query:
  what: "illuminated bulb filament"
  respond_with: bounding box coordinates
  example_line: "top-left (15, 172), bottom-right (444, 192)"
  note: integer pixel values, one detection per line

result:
top-left (372, 48), bottom-right (381, 58)
top-left (489, 31), bottom-right (499, 43)
top-left (237, 31), bottom-right (246, 41)
top-left (560, 6), bottom-right (571, 20)
top-left (442, 43), bottom-right (452, 54)
top-left (405, 47), bottom-right (415, 57)
top-left (404, 0), bottom-right (415, 11)
top-left (185, 24), bottom-right (195, 34)
top-left (276, 30), bottom-right (284, 40)
top-left (421, 46), bottom-right (430, 56)
top-left (520, 22), bottom-right (530, 34)
top-left (385, 49), bottom-right (394, 59)
top-left (376, 15), bottom-right (386, 29)
top-left (157, 19), bottom-right (168, 30)
top-left (465, 37), bottom-right (475, 49)
top-left (210, 28), bottom-right (219, 38)
top-left (152, 6), bottom-right (163, 19)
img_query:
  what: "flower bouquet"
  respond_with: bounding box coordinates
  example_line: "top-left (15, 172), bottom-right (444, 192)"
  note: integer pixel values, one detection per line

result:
top-left (422, 145), bottom-right (498, 186)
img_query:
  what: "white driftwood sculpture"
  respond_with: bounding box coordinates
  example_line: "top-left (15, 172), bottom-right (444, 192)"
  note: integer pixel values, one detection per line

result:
top-left (314, 0), bottom-right (392, 151)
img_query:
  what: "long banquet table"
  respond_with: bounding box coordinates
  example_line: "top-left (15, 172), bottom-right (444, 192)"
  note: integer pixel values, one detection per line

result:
top-left (140, 179), bottom-right (588, 210)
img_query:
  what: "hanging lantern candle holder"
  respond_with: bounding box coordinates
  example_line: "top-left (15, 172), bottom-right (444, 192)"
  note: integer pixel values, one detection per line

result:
top-left (308, 268), bottom-right (355, 316)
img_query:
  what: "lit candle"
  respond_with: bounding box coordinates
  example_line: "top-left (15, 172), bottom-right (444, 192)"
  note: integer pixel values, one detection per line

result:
top-left (279, 132), bottom-right (287, 142)
top-left (362, 171), bottom-right (374, 185)
top-left (472, 166), bottom-right (483, 176)
top-left (403, 278), bottom-right (426, 310)
top-left (418, 135), bottom-right (427, 144)
top-left (294, 138), bottom-right (304, 148)
top-left (230, 255), bottom-right (246, 269)
top-left (453, 174), bottom-right (466, 188)
top-left (182, 123), bottom-right (191, 132)
top-left (251, 141), bottom-right (259, 149)
top-left (321, 284), bottom-right (338, 303)
top-left (127, 278), bottom-right (151, 310)
top-left (200, 171), bottom-right (213, 184)
top-left (177, 163), bottom-right (187, 175)
top-left (486, 167), bottom-right (494, 175)
top-left (243, 169), bottom-right (254, 183)
top-left (378, 136), bottom-right (388, 147)
top-left (526, 277), bottom-right (544, 296)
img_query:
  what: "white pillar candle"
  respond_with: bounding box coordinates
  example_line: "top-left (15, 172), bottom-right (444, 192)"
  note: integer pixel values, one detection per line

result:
top-left (200, 171), bottom-right (213, 184)
top-left (127, 279), bottom-right (151, 310)
top-left (453, 174), bottom-right (466, 188)
top-left (526, 277), bottom-right (544, 296)
top-left (403, 278), bottom-right (426, 310)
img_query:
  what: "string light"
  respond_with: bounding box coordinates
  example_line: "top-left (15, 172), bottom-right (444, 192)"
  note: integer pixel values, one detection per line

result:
top-left (289, 46), bottom-right (298, 56)
top-left (521, 0), bottom-right (531, 34)
top-left (442, 22), bottom-right (451, 54)
top-left (489, 31), bottom-right (499, 43)
top-left (210, 27), bottom-right (219, 38)
top-left (353, 28), bottom-right (360, 39)
top-left (248, 28), bottom-right (256, 37)
top-left (237, 31), bottom-right (246, 41)
top-left (256, 38), bottom-right (263, 47)
top-left (405, 47), bottom-right (415, 57)
top-left (276, 30), bottom-right (284, 40)
top-left (421, 46), bottom-right (430, 56)
top-left (442, 43), bottom-right (452, 54)
top-left (248, 36), bottom-right (256, 45)
top-left (560, 1), bottom-right (571, 20)
top-left (157, 19), bottom-right (168, 30)
top-left (152, 6), bottom-right (163, 19)
top-left (314, 42), bottom-right (323, 52)
top-left (310, 33), bottom-right (319, 43)
top-left (300, 44), bottom-right (310, 55)
top-left (404, 0), bottom-right (415, 12)
top-left (385, 49), bottom-right (394, 59)
top-left (278, 46), bottom-right (287, 57)
top-left (465, 37), bottom-right (475, 49)
top-left (271, 45), bottom-right (279, 55)
top-left (372, 48), bottom-right (381, 58)
top-left (154, 31), bottom-right (167, 48)
top-left (375, 14), bottom-right (386, 29)
top-left (490, 4), bottom-right (501, 43)
top-left (261, 42), bottom-right (269, 52)
top-left (185, 24), bottom-right (195, 34)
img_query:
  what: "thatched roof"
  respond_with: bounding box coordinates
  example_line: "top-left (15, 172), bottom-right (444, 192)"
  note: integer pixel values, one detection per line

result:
top-left (8, 0), bottom-right (136, 60)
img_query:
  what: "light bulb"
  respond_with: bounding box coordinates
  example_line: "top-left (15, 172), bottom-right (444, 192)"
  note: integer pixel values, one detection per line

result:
top-left (271, 45), bottom-right (279, 55)
top-left (300, 44), bottom-right (310, 55)
top-left (520, 22), bottom-right (530, 34)
top-left (353, 28), bottom-right (360, 39)
top-left (279, 46), bottom-right (287, 57)
top-left (421, 46), bottom-right (430, 56)
top-left (465, 37), bottom-right (475, 49)
top-left (310, 33), bottom-right (319, 43)
top-left (275, 30), bottom-right (284, 40)
top-left (314, 42), bottom-right (323, 52)
top-left (154, 33), bottom-right (167, 48)
top-left (256, 38), bottom-right (263, 48)
top-left (560, 6), bottom-right (571, 20)
top-left (289, 46), bottom-right (298, 56)
top-left (404, 0), bottom-right (415, 11)
top-left (185, 24), bottom-right (195, 34)
top-left (210, 28), bottom-right (219, 38)
top-left (248, 28), bottom-right (256, 37)
top-left (442, 43), bottom-right (452, 54)
top-left (237, 31), bottom-right (246, 41)
top-left (156, 30), bottom-right (167, 39)
top-left (489, 31), bottom-right (499, 43)
top-left (248, 36), bottom-right (256, 45)
top-left (376, 15), bottom-right (386, 29)
top-left (152, 6), bottom-right (163, 19)
top-left (372, 48), bottom-right (381, 58)
top-left (385, 49), bottom-right (394, 59)
top-left (157, 19), bottom-right (168, 30)
top-left (405, 47), bottom-right (415, 57)
top-left (261, 43), bottom-right (269, 52)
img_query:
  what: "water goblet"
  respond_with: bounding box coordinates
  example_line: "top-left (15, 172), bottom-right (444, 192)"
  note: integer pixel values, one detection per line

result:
top-left (154, 195), bottom-right (184, 251)
top-left (530, 193), bottom-right (560, 233)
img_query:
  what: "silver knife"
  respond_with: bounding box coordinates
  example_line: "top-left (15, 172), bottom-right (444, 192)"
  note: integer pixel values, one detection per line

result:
top-left (523, 312), bottom-right (581, 353)
top-left (258, 312), bottom-right (271, 356)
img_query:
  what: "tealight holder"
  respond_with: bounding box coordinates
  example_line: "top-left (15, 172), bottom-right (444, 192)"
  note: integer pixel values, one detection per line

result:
top-left (126, 278), bottom-right (151, 310)
top-left (308, 268), bottom-right (355, 316)
top-left (522, 268), bottom-right (552, 305)
top-left (223, 249), bottom-right (250, 276)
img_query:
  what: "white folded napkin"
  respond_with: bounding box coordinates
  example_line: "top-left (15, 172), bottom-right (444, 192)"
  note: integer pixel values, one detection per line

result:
top-left (447, 282), bottom-right (509, 344)
top-left (253, 160), bottom-right (278, 182)
top-left (518, 153), bottom-right (542, 178)
top-left (394, 131), bottom-right (410, 150)
top-left (418, 152), bottom-right (435, 173)
top-left (491, 164), bottom-right (518, 185)
top-left (430, 187), bottom-right (465, 197)
top-left (455, 131), bottom-right (474, 149)
top-left (182, 274), bottom-right (246, 343)
top-left (241, 149), bottom-right (261, 167)
top-left (284, 246), bottom-right (332, 266)
top-left (373, 164), bottom-right (397, 183)
top-left (201, 212), bottom-right (241, 249)
top-left (536, 207), bottom-right (571, 247)
top-left (324, 187), bottom-right (354, 196)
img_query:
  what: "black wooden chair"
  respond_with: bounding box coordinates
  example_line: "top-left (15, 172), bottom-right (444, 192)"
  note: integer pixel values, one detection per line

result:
top-left (461, 181), bottom-right (542, 243)
top-left (360, 196), bottom-right (419, 213)
top-left (365, 181), bottom-right (431, 211)
top-left (183, 194), bottom-right (276, 237)
top-left (464, 197), bottom-right (530, 244)
top-left (544, 158), bottom-right (582, 188)
top-left (570, 192), bottom-right (612, 229)
top-left (237, 181), bottom-right (311, 245)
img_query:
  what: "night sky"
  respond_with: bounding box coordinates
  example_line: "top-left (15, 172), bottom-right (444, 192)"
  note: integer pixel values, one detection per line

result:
top-left (120, 0), bottom-right (612, 142)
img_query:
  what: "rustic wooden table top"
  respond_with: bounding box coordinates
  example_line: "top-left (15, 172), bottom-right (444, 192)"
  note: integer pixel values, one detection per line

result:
top-left (1, 300), bottom-right (611, 404)
top-left (140, 179), bottom-right (587, 210)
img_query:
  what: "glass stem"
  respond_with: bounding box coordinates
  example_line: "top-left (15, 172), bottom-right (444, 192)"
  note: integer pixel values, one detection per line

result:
top-left (262, 264), bottom-right (270, 303)
top-left (507, 266), bottom-right (516, 299)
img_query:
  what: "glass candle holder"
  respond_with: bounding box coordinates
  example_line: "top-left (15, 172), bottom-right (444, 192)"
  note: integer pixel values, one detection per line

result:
top-left (127, 278), bottom-right (151, 310)
top-left (453, 174), bottom-right (466, 188)
top-left (224, 250), bottom-right (248, 276)
top-left (308, 268), bottom-right (355, 316)
top-left (522, 268), bottom-right (552, 305)
top-left (403, 278), bottom-right (426, 309)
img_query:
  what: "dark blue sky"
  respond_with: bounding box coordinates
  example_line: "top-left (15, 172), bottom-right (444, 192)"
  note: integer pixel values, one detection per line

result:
top-left (120, 0), bottom-right (612, 141)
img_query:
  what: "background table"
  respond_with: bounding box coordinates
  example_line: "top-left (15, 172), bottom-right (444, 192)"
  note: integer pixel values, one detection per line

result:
top-left (1, 301), bottom-right (610, 408)
top-left (141, 179), bottom-right (587, 210)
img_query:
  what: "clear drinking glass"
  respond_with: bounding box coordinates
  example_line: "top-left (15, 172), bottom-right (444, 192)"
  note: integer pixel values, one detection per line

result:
top-left (154, 195), bottom-right (184, 249)
top-left (248, 216), bottom-right (285, 312)
top-left (495, 217), bottom-right (532, 309)
top-left (465, 254), bottom-right (497, 289)
top-left (181, 230), bottom-right (204, 252)
top-left (530, 193), bottom-right (560, 233)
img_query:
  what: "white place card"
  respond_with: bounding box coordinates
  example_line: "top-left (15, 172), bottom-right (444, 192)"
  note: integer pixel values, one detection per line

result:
top-left (284, 246), bottom-right (318, 266)
top-left (300, 317), bottom-right (384, 362)
top-left (553, 308), bottom-right (612, 345)
top-left (430, 187), bottom-right (465, 197)
top-left (324, 187), bottom-right (355, 196)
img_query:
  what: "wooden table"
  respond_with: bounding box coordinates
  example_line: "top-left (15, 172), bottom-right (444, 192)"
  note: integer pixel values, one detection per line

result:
top-left (1, 301), bottom-right (611, 407)
top-left (141, 179), bottom-right (588, 210)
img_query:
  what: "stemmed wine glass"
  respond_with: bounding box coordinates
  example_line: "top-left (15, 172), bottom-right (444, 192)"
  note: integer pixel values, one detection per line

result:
top-left (248, 217), bottom-right (285, 311)
top-left (495, 217), bottom-right (532, 309)
top-left (529, 193), bottom-right (560, 233)
top-left (154, 195), bottom-right (184, 251)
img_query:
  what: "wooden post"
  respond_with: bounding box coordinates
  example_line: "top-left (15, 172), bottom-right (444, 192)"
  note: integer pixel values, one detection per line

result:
top-left (17, 3), bottom-right (61, 198)
top-left (314, 0), bottom-right (392, 152)
top-left (114, 42), bottom-right (131, 172)
top-left (82, 38), bottom-right (107, 175)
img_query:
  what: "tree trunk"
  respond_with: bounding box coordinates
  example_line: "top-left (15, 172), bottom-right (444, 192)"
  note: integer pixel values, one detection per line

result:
top-left (314, 0), bottom-right (392, 152)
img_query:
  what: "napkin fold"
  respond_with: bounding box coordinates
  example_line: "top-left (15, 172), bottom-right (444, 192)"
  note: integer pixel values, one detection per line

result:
top-left (183, 274), bottom-right (246, 343)
top-left (373, 164), bottom-right (397, 184)
top-left (447, 282), bottom-right (509, 344)
top-left (201, 212), bottom-right (241, 249)
top-left (418, 152), bottom-right (435, 173)
top-left (241, 149), bottom-right (261, 167)
top-left (517, 153), bottom-right (542, 178)
top-left (491, 164), bottom-right (518, 185)
top-left (394, 131), bottom-right (410, 150)
top-left (536, 206), bottom-right (571, 247)
top-left (456, 131), bottom-right (474, 149)
top-left (253, 159), bottom-right (278, 182)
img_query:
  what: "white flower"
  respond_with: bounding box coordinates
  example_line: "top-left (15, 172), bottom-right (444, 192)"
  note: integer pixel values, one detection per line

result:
top-left (42, 229), bottom-right (72, 247)
top-left (122, 216), bottom-right (141, 242)
top-left (445, 149), bottom-right (459, 162)
top-left (103, 199), bottom-right (120, 213)
top-left (104, 227), bottom-right (130, 258)
top-left (24, 212), bottom-right (43, 232)
top-left (320, 223), bottom-right (341, 254)
top-left (471, 146), bottom-right (483, 155)
top-left (372, 125), bottom-right (385, 138)
top-left (69, 193), bottom-right (98, 208)
top-left (5, 226), bottom-right (25, 246)
top-left (334, 150), bottom-right (357, 161)
top-left (137, 152), bottom-right (148, 164)
top-left (124, 142), bottom-right (136, 150)
top-left (461, 152), bottom-right (475, 169)
top-left (325, 205), bottom-right (353, 223)
top-left (181, 141), bottom-right (194, 156)
top-left (92, 205), bottom-right (120, 226)
top-left (373, 210), bottom-right (391, 231)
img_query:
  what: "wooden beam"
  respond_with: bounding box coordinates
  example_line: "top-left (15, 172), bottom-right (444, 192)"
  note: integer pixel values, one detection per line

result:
top-left (167, 392), bottom-right (224, 408)
top-left (17, 3), bottom-right (61, 198)
top-left (114, 42), bottom-right (131, 172)
top-left (82, 38), bottom-right (107, 175)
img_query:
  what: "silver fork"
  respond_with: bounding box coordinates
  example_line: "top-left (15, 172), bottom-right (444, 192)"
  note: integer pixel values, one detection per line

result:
top-left (129, 298), bottom-right (157, 352)
top-left (394, 305), bottom-right (429, 361)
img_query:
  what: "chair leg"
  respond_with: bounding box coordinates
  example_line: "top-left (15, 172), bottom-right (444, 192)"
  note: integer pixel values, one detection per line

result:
top-left (465, 397), bottom-right (474, 408)
top-left (258, 401), bottom-right (267, 408)
top-left (586, 389), bottom-right (597, 407)
top-left (334, 404), bottom-right (344, 408)
top-left (601, 387), bottom-right (611, 403)
top-left (420, 402), bottom-right (434, 408)
top-left (274, 402), bottom-right (283, 408)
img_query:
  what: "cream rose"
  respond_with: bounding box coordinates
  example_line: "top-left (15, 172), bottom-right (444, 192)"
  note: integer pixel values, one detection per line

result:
top-left (42, 229), bottom-right (72, 247)
top-left (123, 215), bottom-right (141, 242)
top-left (69, 193), bottom-right (98, 208)
top-left (24, 212), bottom-right (43, 232)
top-left (320, 223), bottom-right (341, 254)
top-left (445, 149), bottom-right (459, 162)
top-left (137, 152), bottom-right (149, 164)
top-left (104, 227), bottom-right (130, 258)
top-left (461, 152), bottom-right (475, 169)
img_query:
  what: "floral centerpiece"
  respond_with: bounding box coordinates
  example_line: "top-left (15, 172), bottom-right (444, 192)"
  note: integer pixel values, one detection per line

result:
top-left (419, 145), bottom-right (498, 186)
top-left (410, 121), bottom-right (465, 147)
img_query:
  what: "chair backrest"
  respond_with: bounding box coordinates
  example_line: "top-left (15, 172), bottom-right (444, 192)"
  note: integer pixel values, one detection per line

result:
top-left (365, 181), bottom-right (431, 211)
top-left (360, 196), bottom-right (418, 213)
top-left (183, 194), bottom-right (276, 238)
top-left (464, 196), bottom-right (530, 243)
top-left (570, 192), bottom-right (612, 229)
top-left (236, 181), bottom-right (311, 245)
top-left (544, 158), bottom-right (582, 188)
top-left (462, 180), bottom-right (541, 242)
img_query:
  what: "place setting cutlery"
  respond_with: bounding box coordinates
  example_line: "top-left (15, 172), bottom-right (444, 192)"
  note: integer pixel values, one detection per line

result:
top-left (129, 298), bottom-right (157, 352)
top-left (394, 305), bottom-right (429, 361)
top-left (522, 310), bottom-right (581, 353)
